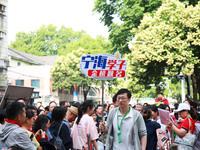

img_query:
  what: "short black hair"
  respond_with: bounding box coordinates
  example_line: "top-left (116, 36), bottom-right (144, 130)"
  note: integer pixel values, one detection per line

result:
top-left (60, 101), bottom-right (67, 106)
top-left (150, 105), bottom-right (158, 114)
top-left (49, 101), bottom-right (57, 106)
top-left (45, 106), bottom-right (49, 111)
top-left (158, 92), bottom-right (163, 95)
top-left (37, 109), bottom-right (44, 116)
top-left (112, 94), bottom-right (117, 103)
top-left (96, 105), bottom-right (102, 109)
top-left (116, 88), bottom-right (131, 99)
top-left (162, 104), bottom-right (170, 111)
top-left (26, 105), bottom-right (36, 111)
top-left (63, 106), bottom-right (69, 114)
top-left (72, 102), bottom-right (80, 108)
top-left (26, 109), bottom-right (34, 119)
top-left (51, 106), bottom-right (65, 122)
top-left (141, 107), bottom-right (152, 121)
top-left (0, 109), bottom-right (7, 124)
top-left (15, 98), bottom-right (25, 102)
top-left (6, 102), bottom-right (25, 120)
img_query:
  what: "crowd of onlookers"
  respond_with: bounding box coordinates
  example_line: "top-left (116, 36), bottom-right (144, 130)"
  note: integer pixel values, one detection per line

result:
top-left (0, 89), bottom-right (200, 150)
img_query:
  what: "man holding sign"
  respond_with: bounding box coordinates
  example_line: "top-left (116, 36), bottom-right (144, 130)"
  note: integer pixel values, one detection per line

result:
top-left (100, 89), bottom-right (147, 150)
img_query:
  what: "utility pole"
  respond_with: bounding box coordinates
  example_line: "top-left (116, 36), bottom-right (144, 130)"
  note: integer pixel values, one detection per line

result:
top-left (177, 72), bottom-right (185, 103)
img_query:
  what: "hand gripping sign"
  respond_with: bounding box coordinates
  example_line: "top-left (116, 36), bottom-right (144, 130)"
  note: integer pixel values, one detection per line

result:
top-left (80, 52), bottom-right (127, 79)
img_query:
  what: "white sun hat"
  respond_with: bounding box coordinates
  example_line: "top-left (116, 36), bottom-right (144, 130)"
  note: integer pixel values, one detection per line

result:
top-left (174, 103), bottom-right (190, 113)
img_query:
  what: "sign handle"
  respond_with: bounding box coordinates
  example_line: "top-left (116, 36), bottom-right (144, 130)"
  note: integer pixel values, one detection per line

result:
top-left (102, 80), bottom-right (104, 120)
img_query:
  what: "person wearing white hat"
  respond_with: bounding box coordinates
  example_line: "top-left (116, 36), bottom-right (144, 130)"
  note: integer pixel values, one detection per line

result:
top-left (168, 103), bottom-right (195, 137)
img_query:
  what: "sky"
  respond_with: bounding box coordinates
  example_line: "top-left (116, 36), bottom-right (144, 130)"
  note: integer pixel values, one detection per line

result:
top-left (7, 0), bottom-right (109, 44)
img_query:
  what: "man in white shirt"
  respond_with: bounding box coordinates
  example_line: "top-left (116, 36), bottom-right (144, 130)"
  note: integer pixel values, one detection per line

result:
top-left (100, 88), bottom-right (147, 150)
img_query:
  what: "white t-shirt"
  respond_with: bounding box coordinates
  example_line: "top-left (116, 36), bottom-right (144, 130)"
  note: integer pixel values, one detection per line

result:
top-left (112, 107), bottom-right (135, 150)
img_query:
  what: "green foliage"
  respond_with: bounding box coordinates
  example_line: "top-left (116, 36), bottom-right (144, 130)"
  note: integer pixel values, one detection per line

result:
top-left (63, 35), bottom-right (111, 55)
top-left (93, 0), bottom-right (163, 55)
top-left (109, 0), bottom-right (200, 99)
top-left (9, 24), bottom-right (110, 56)
top-left (130, 0), bottom-right (200, 78)
top-left (165, 78), bottom-right (182, 101)
top-left (51, 49), bottom-right (99, 91)
top-left (129, 0), bottom-right (200, 97)
top-left (93, 0), bottom-right (199, 55)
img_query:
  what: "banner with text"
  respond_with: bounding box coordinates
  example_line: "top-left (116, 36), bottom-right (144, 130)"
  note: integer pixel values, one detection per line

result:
top-left (80, 52), bottom-right (127, 79)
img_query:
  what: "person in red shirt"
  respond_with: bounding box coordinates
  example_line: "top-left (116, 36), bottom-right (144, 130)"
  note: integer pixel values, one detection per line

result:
top-left (155, 92), bottom-right (169, 106)
top-left (168, 103), bottom-right (195, 137)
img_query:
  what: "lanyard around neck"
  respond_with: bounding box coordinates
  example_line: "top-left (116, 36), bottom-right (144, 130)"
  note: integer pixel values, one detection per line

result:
top-left (117, 107), bottom-right (130, 131)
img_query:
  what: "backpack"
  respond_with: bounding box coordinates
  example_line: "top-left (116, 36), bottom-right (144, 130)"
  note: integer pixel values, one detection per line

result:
top-left (49, 123), bottom-right (65, 150)
top-left (156, 128), bottom-right (169, 150)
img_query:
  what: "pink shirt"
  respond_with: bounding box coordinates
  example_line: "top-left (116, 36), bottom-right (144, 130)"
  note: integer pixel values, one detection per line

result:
top-left (71, 114), bottom-right (99, 150)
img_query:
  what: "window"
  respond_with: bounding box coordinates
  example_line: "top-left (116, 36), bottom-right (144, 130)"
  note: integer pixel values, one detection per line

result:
top-left (89, 87), bottom-right (96, 96)
top-left (0, 5), bottom-right (5, 12)
top-left (16, 80), bottom-right (24, 86)
top-left (0, 31), bottom-right (4, 39)
top-left (31, 80), bottom-right (40, 88)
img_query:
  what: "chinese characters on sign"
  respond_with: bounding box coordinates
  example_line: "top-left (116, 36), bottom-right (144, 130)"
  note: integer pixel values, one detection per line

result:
top-left (80, 52), bottom-right (127, 78)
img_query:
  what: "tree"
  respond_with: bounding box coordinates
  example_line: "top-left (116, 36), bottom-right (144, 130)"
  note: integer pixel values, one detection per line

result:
top-left (9, 24), bottom-right (85, 56)
top-left (93, 0), bottom-right (162, 55)
top-left (61, 34), bottom-right (111, 55)
top-left (108, 54), bottom-right (149, 98)
top-left (9, 24), bottom-right (110, 56)
top-left (93, 0), bottom-right (199, 55)
top-left (51, 49), bottom-right (98, 101)
top-left (129, 0), bottom-right (200, 101)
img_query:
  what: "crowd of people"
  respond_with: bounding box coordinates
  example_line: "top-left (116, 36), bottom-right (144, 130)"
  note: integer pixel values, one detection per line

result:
top-left (0, 89), bottom-right (200, 150)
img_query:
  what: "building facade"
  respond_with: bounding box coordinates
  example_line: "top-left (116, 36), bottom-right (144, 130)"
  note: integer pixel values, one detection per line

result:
top-left (0, 0), bottom-right (9, 97)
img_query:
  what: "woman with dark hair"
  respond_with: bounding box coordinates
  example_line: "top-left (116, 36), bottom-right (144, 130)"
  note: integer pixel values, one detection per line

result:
top-left (32, 114), bottom-right (50, 141)
top-left (37, 109), bottom-right (45, 116)
top-left (71, 100), bottom-right (99, 150)
top-left (151, 105), bottom-right (168, 133)
top-left (184, 100), bottom-right (198, 121)
top-left (141, 107), bottom-right (161, 150)
top-left (162, 104), bottom-right (170, 111)
top-left (49, 106), bottom-right (72, 150)
top-left (32, 114), bottom-right (56, 150)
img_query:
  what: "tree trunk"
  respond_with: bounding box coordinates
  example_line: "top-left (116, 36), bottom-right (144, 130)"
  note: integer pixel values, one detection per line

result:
top-left (197, 76), bottom-right (200, 102)
top-left (83, 86), bottom-right (90, 101)
top-left (191, 73), bottom-right (198, 102)
top-left (185, 76), bottom-right (191, 100)
top-left (83, 91), bottom-right (87, 101)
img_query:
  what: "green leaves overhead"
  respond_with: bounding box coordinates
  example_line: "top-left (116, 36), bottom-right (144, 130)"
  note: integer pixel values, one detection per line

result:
top-left (93, 0), bottom-right (163, 55)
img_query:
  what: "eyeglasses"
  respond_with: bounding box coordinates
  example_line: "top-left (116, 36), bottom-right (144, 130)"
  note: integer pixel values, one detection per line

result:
top-left (117, 97), bottom-right (128, 101)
